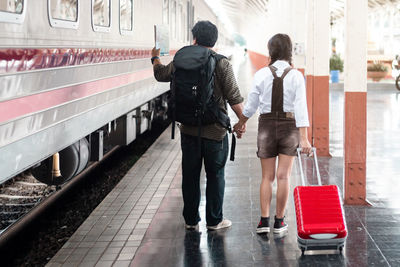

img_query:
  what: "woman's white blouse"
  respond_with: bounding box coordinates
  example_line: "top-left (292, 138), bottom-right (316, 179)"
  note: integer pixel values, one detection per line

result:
top-left (242, 60), bottom-right (310, 127)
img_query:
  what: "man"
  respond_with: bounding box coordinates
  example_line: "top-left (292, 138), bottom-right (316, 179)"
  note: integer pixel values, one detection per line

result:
top-left (151, 20), bottom-right (245, 230)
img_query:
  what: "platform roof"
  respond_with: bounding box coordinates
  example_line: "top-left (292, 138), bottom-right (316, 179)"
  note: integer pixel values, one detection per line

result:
top-left (210, 0), bottom-right (400, 33)
top-left (331, 0), bottom-right (400, 21)
top-left (208, 0), bottom-right (268, 33)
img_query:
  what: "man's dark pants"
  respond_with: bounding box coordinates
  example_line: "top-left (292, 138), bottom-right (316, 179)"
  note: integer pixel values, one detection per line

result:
top-left (180, 133), bottom-right (229, 226)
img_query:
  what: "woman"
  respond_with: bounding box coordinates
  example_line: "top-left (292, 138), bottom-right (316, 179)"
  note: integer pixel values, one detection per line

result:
top-left (234, 34), bottom-right (312, 234)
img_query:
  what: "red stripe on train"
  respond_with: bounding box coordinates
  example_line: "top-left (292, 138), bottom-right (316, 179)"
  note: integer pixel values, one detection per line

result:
top-left (0, 48), bottom-right (177, 74)
top-left (0, 68), bottom-right (154, 124)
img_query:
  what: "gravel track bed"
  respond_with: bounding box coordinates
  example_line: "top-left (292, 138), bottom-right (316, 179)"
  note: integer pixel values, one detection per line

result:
top-left (0, 175), bottom-right (56, 230)
top-left (2, 121), bottom-right (169, 267)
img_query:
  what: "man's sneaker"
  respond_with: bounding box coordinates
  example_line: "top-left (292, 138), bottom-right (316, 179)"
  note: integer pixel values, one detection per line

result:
top-left (206, 219), bottom-right (232, 230)
top-left (185, 223), bottom-right (199, 230)
top-left (256, 217), bottom-right (270, 234)
top-left (273, 216), bottom-right (288, 233)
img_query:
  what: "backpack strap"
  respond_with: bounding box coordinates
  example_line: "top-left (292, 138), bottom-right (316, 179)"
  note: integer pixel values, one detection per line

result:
top-left (213, 53), bottom-right (237, 161)
top-left (170, 72), bottom-right (176, 139)
top-left (230, 133), bottom-right (236, 161)
top-left (214, 53), bottom-right (227, 62)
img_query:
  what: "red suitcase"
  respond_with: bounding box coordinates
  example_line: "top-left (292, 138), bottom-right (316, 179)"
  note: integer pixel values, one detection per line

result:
top-left (294, 148), bottom-right (347, 255)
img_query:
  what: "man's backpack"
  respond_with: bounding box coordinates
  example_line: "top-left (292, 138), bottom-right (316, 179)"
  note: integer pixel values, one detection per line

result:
top-left (169, 45), bottom-right (235, 160)
top-left (170, 45), bottom-right (230, 133)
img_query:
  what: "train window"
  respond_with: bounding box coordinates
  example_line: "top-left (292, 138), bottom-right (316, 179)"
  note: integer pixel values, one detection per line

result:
top-left (48, 0), bottom-right (79, 29)
top-left (0, 0), bottom-right (25, 24)
top-left (171, 0), bottom-right (176, 39)
top-left (190, 5), bottom-right (194, 42)
top-left (92, 0), bottom-right (111, 32)
top-left (162, 0), bottom-right (169, 25)
top-left (178, 4), bottom-right (183, 41)
top-left (186, 1), bottom-right (190, 42)
top-left (120, 0), bottom-right (134, 35)
top-left (181, 5), bottom-right (188, 42)
top-left (0, 0), bottom-right (23, 13)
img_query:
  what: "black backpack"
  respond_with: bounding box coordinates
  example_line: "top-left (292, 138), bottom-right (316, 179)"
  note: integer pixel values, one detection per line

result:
top-left (169, 45), bottom-right (235, 160)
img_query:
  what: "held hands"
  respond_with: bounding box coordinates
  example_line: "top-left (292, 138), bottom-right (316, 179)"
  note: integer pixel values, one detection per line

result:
top-left (233, 121), bottom-right (246, 139)
top-left (152, 47), bottom-right (161, 58)
top-left (232, 112), bottom-right (248, 139)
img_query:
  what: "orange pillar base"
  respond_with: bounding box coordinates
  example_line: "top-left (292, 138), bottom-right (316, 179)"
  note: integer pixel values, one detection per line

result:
top-left (344, 92), bottom-right (370, 205)
top-left (344, 162), bottom-right (371, 206)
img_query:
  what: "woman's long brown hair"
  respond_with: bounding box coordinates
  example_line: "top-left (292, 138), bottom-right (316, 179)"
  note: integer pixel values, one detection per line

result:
top-left (268, 34), bottom-right (293, 66)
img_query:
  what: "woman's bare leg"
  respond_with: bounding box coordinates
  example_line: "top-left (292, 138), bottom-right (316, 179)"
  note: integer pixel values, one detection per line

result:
top-left (260, 157), bottom-right (276, 217)
top-left (275, 154), bottom-right (295, 218)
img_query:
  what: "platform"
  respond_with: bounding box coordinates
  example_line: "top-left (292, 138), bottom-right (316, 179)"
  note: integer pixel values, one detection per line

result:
top-left (47, 55), bottom-right (400, 267)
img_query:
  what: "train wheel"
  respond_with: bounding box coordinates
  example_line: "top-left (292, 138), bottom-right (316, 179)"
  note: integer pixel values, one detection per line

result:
top-left (396, 75), bottom-right (400, 91)
top-left (33, 138), bottom-right (90, 185)
top-left (59, 138), bottom-right (90, 181)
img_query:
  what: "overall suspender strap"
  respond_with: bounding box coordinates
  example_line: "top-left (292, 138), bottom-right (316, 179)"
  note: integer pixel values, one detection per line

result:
top-left (269, 65), bottom-right (278, 78)
top-left (269, 66), bottom-right (292, 113)
top-left (281, 67), bottom-right (293, 79)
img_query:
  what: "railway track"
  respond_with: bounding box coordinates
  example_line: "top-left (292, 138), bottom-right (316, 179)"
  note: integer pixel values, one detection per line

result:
top-left (0, 145), bottom-right (123, 267)
top-left (0, 145), bottom-right (120, 248)
top-left (0, 120), bottom-right (169, 266)
top-left (0, 174), bottom-right (56, 234)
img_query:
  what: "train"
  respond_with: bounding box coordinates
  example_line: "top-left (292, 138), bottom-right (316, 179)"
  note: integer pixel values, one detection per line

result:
top-left (0, 0), bottom-right (234, 185)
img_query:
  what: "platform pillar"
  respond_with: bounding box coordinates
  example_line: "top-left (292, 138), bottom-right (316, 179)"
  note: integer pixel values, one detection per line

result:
top-left (291, 0), bottom-right (306, 75)
top-left (305, 0), bottom-right (330, 156)
top-left (344, 0), bottom-right (369, 205)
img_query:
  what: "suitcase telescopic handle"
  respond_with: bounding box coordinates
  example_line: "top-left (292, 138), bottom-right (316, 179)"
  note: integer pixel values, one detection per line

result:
top-left (296, 147), bottom-right (322, 186)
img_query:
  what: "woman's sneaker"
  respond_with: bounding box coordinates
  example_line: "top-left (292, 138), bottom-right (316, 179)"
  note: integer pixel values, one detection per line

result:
top-left (273, 216), bottom-right (288, 233)
top-left (256, 217), bottom-right (270, 234)
top-left (206, 219), bottom-right (232, 230)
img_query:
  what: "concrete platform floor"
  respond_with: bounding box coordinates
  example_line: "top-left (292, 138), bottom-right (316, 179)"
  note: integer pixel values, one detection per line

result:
top-left (47, 54), bottom-right (400, 267)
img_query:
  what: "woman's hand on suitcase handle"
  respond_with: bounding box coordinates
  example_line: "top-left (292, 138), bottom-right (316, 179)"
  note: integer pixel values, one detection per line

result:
top-left (300, 139), bottom-right (312, 156)
top-left (299, 127), bottom-right (312, 156)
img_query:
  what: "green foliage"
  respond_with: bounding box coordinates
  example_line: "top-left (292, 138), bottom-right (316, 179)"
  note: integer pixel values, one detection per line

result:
top-left (367, 62), bottom-right (388, 72)
top-left (330, 54), bottom-right (344, 72)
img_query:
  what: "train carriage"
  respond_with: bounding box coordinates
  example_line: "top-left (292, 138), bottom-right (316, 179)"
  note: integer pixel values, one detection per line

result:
top-left (0, 0), bottom-right (233, 185)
